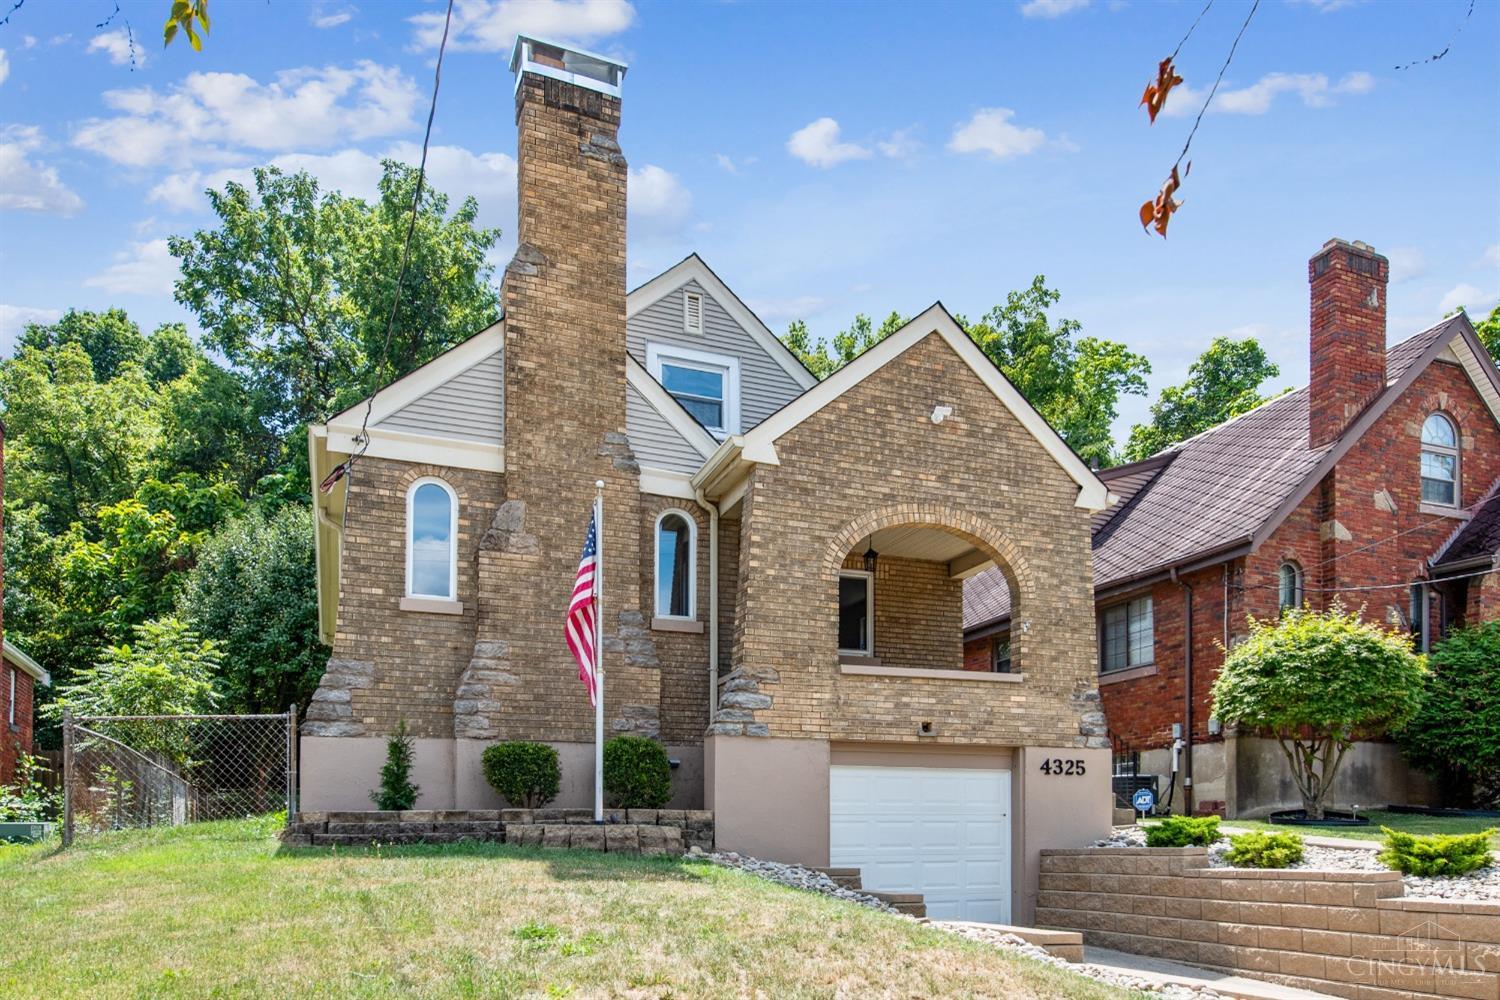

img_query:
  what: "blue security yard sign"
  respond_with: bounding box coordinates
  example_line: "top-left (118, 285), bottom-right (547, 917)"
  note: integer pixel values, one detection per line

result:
top-left (1131, 788), bottom-right (1156, 816)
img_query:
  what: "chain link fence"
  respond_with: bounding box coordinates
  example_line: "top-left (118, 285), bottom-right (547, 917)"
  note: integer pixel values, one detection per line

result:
top-left (62, 710), bottom-right (297, 846)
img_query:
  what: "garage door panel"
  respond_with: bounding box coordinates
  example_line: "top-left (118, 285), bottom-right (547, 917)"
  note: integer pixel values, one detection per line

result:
top-left (829, 765), bottom-right (1010, 924)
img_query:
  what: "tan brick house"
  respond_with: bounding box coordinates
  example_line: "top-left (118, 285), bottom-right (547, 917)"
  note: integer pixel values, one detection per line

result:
top-left (303, 37), bottom-right (1114, 923)
top-left (965, 239), bottom-right (1500, 819)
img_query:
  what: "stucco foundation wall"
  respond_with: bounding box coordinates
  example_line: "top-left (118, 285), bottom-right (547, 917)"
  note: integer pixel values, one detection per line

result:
top-left (1229, 735), bottom-right (1438, 818)
top-left (1037, 847), bottom-right (1500, 1000)
top-left (705, 734), bottom-right (830, 866)
top-left (1015, 746), bottom-right (1112, 925)
top-left (302, 737), bottom-right (703, 811)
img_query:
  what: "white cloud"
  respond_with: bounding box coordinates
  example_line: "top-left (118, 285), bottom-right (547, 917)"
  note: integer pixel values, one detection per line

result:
top-left (87, 29), bottom-right (142, 67)
top-left (1020, 0), bottom-right (1090, 17)
top-left (628, 164), bottom-right (691, 235)
top-left (877, 127), bottom-right (921, 160)
top-left (84, 239), bottom-right (180, 295)
top-left (1480, 244), bottom-right (1500, 269)
top-left (1163, 71), bottom-right (1374, 118)
top-left (947, 108), bottom-right (1048, 161)
top-left (73, 61), bottom-right (420, 168)
top-left (715, 153), bottom-right (738, 175)
top-left (149, 144), bottom-right (519, 228)
top-left (1385, 247), bottom-right (1426, 284)
top-left (0, 304), bottom-right (63, 354)
top-left (745, 295), bottom-right (825, 325)
top-left (787, 118), bottom-right (871, 168)
top-left (0, 48), bottom-right (9, 85)
top-left (412, 0), bottom-right (635, 51)
top-left (311, 6), bottom-right (355, 29)
top-left (0, 126), bottom-right (84, 215)
top-left (1291, 0), bottom-right (1360, 11)
top-left (1439, 283), bottom-right (1499, 317)
top-left (22, 36), bottom-right (37, 50)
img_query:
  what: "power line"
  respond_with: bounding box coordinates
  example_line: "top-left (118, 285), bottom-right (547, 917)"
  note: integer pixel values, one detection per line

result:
top-left (1169, 0), bottom-right (1215, 62)
top-left (1174, 0), bottom-right (1259, 172)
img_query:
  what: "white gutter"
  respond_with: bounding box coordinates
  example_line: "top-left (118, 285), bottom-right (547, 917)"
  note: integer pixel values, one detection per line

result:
top-left (3, 639), bottom-right (49, 687)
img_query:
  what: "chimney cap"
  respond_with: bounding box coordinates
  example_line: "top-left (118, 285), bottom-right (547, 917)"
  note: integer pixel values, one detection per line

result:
top-left (510, 35), bottom-right (627, 98)
top-left (1318, 237), bottom-right (1386, 261)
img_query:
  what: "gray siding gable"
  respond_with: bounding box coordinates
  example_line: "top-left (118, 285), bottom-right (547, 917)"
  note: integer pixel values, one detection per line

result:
top-left (376, 349), bottom-right (504, 445)
top-left (626, 383), bottom-right (705, 474)
top-left (627, 278), bottom-right (806, 431)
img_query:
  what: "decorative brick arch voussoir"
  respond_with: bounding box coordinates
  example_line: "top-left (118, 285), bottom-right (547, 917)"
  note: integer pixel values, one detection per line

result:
top-left (824, 502), bottom-right (1031, 604)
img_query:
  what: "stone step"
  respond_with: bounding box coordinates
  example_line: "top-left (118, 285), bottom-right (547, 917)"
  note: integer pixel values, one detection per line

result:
top-left (940, 920), bottom-right (1085, 962)
top-left (811, 867), bottom-right (863, 889)
top-left (865, 890), bottom-right (927, 917)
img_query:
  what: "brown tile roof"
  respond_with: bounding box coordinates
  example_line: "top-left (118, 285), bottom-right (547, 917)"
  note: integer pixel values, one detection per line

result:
top-left (1431, 477), bottom-right (1500, 571)
top-left (963, 318), bottom-right (1467, 631)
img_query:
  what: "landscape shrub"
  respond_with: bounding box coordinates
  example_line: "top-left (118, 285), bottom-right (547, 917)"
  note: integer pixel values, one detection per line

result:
top-left (1145, 815), bottom-right (1222, 847)
top-left (370, 719), bottom-right (419, 811)
top-left (0, 747), bottom-right (60, 823)
top-left (1225, 830), bottom-right (1305, 869)
top-left (602, 735), bottom-right (672, 809)
top-left (1398, 621), bottom-right (1500, 809)
top-left (482, 741), bottom-right (560, 808)
top-left (1377, 826), bottom-right (1496, 877)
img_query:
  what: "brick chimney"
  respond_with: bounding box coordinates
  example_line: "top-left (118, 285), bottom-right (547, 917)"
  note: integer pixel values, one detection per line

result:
top-left (1308, 238), bottom-right (1388, 448)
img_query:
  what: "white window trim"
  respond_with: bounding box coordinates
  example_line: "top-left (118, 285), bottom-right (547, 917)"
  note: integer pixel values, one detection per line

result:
top-left (8, 669), bottom-right (14, 726)
top-left (683, 291), bottom-right (704, 334)
top-left (646, 342), bottom-right (741, 437)
top-left (838, 570), bottom-right (875, 657)
top-left (1278, 561), bottom-right (1304, 611)
top-left (653, 508), bottom-right (698, 621)
top-left (1420, 412), bottom-right (1460, 509)
top-left (406, 476), bottom-right (459, 602)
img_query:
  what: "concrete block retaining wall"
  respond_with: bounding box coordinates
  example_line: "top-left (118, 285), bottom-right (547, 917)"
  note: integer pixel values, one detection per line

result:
top-left (1037, 847), bottom-right (1500, 1000)
top-left (282, 808), bottom-right (714, 854)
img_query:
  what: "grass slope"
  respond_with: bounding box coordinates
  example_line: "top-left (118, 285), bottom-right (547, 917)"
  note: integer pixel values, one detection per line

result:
top-left (2, 817), bottom-right (1136, 1000)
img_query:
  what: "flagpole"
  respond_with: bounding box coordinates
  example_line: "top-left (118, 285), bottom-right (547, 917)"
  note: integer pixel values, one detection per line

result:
top-left (593, 479), bottom-right (605, 824)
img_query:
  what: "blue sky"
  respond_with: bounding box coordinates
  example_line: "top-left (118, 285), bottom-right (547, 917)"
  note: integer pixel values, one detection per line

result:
top-left (1, 0), bottom-right (1497, 437)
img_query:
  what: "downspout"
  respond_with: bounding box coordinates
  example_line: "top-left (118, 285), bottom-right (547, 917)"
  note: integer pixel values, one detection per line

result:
top-left (694, 486), bottom-right (720, 717)
top-left (1170, 566), bottom-right (1195, 816)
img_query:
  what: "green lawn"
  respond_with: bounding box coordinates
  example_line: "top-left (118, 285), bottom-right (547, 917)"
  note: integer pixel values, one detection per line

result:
top-left (1155, 809), bottom-right (1499, 847)
top-left (1, 817), bottom-right (1138, 1000)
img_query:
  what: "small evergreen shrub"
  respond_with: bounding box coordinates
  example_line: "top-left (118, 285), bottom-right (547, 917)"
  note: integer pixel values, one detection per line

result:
top-left (370, 719), bottom-right (420, 811)
top-left (1225, 830), bottom-right (1305, 869)
top-left (482, 741), bottom-right (560, 808)
top-left (1377, 826), bottom-right (1496, 877)
top-left (1145, 815), bottom-right (1222, 847)
top-left (602, 735), bottom-right (672, 809)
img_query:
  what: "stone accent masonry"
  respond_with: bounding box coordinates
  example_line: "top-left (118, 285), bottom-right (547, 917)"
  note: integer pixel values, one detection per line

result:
top-left (1037, 847), bottom-right (1500, 1000)
top-left (282, 809), bottom-right (713, 855)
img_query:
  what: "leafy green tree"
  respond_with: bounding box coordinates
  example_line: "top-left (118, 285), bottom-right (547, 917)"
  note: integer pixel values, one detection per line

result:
top-left (1125, 336), bottom-right (1280, 461)
top-left (169, 162), bottom-right (502, 435)
top-left (371, 720), bottom-right (420, 811)
top-left (141, 322), bottom-right (200, 386)
top-left (17, 309), bottom-right (147, 382)
top-left (1398, 621), bottom-right (1500, 809)
top-left (1212, 605), bottom-right (1426, 820)
top-left (0, 341), bottom-right (161, 532)
top-left (1468, 303), bottom-right (1499, 363)
top-left (177, 506), bottom-right (327, 714)
top-left (49, 618), bottom-right (221, 721)
top-left (779, 279), bottom-right (1149, 467)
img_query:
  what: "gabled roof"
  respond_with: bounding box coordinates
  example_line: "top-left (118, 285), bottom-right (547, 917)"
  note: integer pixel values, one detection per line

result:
top-left (1431, 476), bottom-right (1500, 573)
top-left (695, 302), bottom-right (1114, 511)
top-left (963, 313), bottom-right (1500, 631)
top-left (3, 639), bottom-right (49, 686)
top-left (627, 254), bottom-right (819, 392)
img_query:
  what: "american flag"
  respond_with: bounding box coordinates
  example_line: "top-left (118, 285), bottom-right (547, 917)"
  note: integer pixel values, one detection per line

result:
top-left (565, 512), bottom-right (600, 707)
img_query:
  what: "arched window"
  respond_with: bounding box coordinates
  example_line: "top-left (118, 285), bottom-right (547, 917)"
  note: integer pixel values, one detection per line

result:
top-left (407, 478), bottom-right (457, 600)
top-left (1278, 561), bottom-right (1303, 612)
top-left (1420, 413), bottom-right (1459, 507)
top-left (654, 510), bottom-right (696, 619)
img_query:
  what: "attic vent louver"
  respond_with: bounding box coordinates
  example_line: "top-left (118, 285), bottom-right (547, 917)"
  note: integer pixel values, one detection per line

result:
top-left (684, 291), bottom-right (704, 334)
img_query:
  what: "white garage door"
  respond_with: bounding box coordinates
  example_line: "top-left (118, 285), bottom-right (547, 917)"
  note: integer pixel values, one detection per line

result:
top-left (830, 765), bottom-right (1011, 923)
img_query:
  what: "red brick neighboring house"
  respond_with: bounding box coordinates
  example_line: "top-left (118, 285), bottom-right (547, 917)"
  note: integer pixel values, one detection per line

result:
top-left (965, 239), bottom-right (1500, 818)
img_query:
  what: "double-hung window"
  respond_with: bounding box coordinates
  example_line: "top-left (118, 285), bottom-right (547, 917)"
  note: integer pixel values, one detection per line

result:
top-left (1420, 413), bottom-right (1459, 508)
top-left (647, 344), bottom-right (740, 437)
top-left (1100, 596), bottom-right (1153, 672)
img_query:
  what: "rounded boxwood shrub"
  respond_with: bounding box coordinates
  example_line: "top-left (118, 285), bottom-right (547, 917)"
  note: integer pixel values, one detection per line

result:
top-left (1144, 815), bottom-right (1222, 847)
top-left (1225, 830), bottom-right (1305, 869)
top-left (603, 735), bottom-right (672, 809)
top-left (1377, 826), bottom-right (1496, 877)
top-left (482, 741), bottom-right (560, 808)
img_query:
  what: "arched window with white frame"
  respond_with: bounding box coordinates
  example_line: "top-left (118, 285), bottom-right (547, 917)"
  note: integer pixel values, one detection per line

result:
top-left (1420, 413), bottom-right (1460, 508)
top-left (1278, 561), bottom-right (1304, 612)
top-left (407, 477), bottom-right (458, 600)
top-left (654, 509), bottom-right (696, 620)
